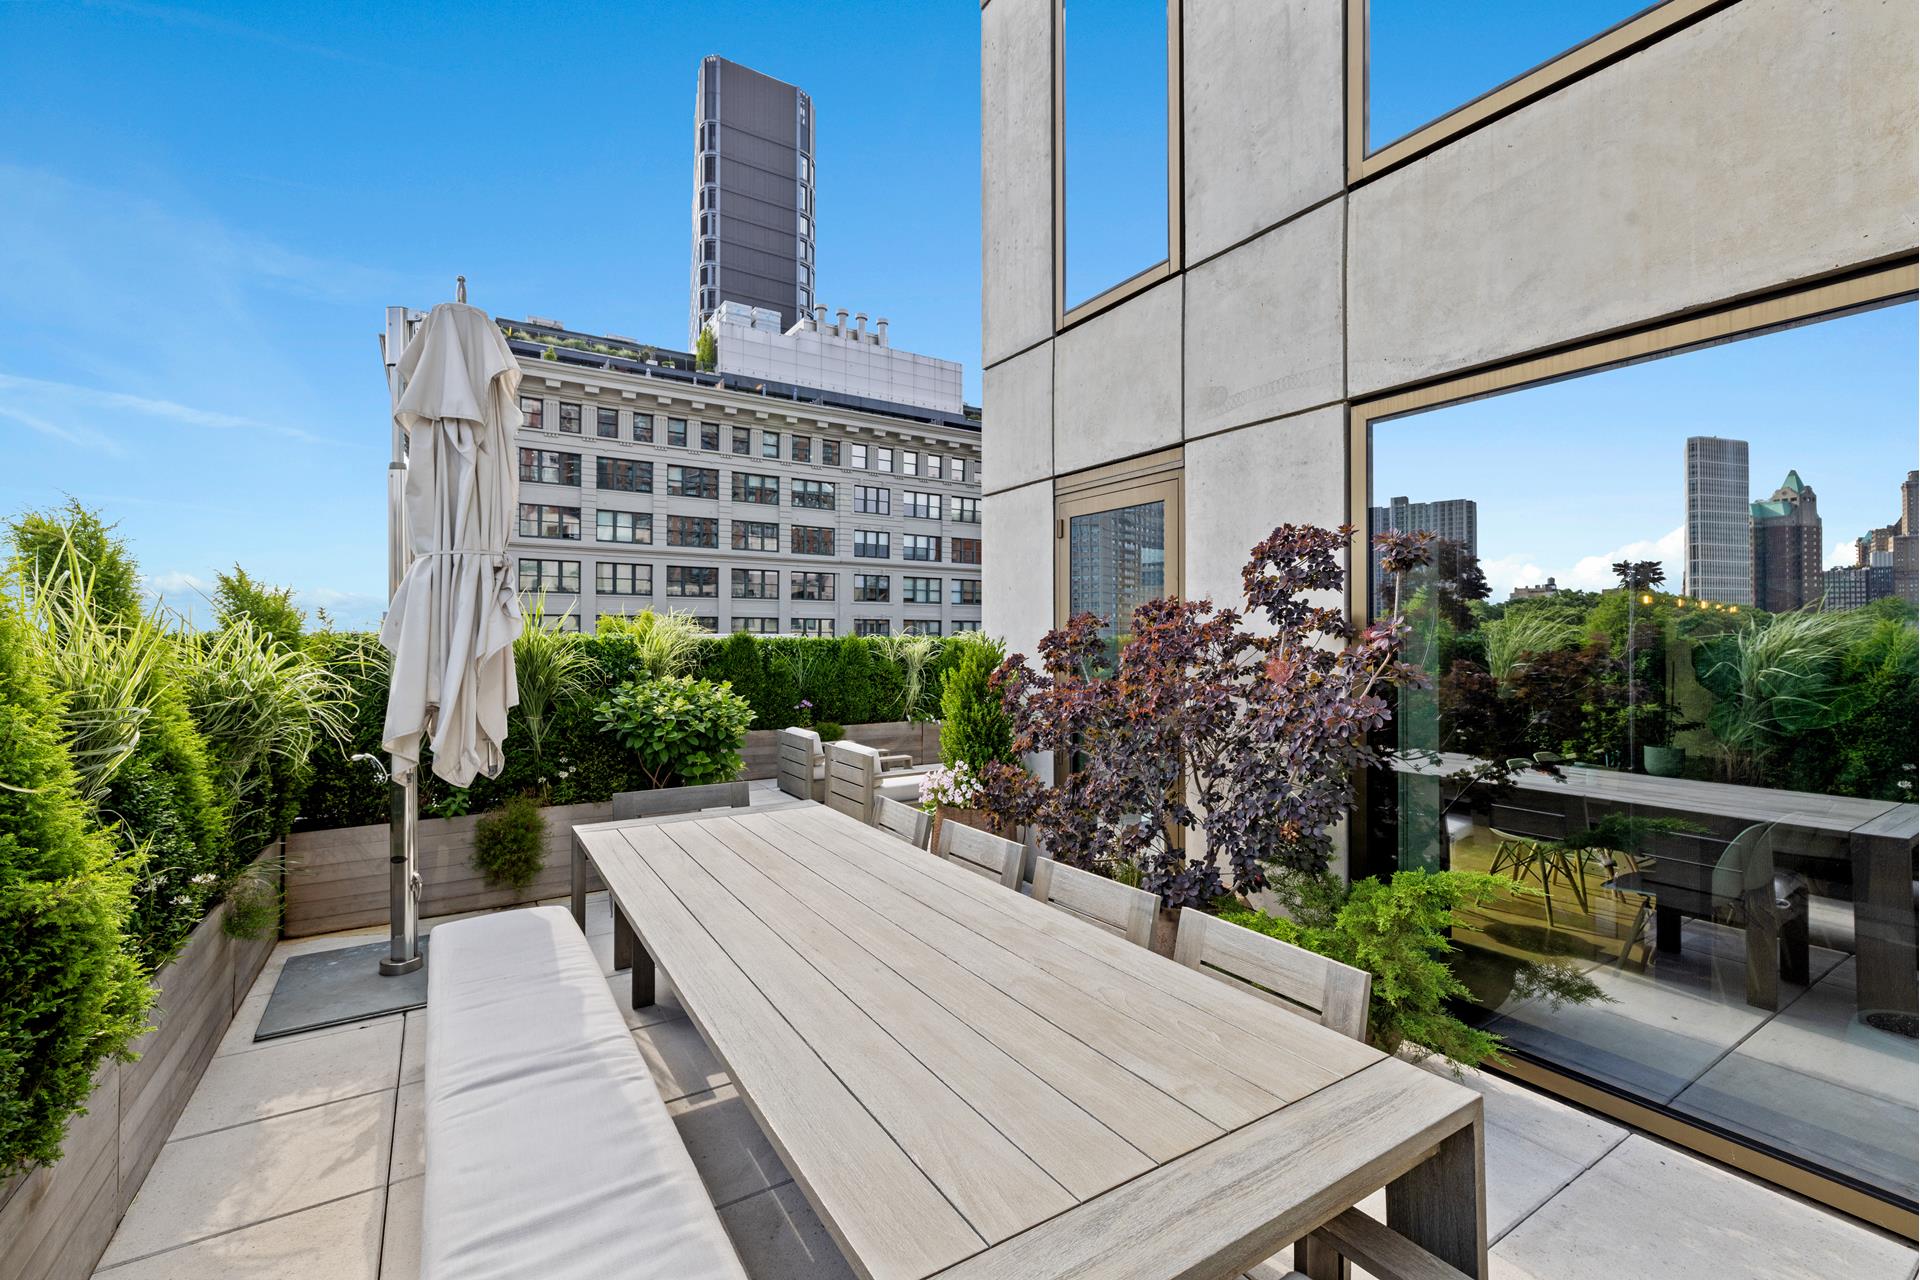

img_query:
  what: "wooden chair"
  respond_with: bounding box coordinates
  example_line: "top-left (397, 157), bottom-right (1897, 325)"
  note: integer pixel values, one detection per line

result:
top-left (936, 818), bottom-right (1024, 890)
top-left (775, 727), bottom-right (825, 802)
top-left (1172, 908), bottom-right (1371, 1043)
top-left (1030, 857), bottom-right (1156, 948)
top-left (874, 796), bottom-right (931, 849)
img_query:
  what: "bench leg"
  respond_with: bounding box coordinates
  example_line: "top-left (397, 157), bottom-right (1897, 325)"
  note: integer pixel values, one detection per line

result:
top-left (632, 939), bottom-right (656, 1010)
top-left (1654, 904), bottom-right (1683, 954)
top-left (570, 836), bottom-right (588, 929)
top-left (612, 902), bottom-right (634, 973)
top-left (1387, 1118), bottom-right (1487, 1279)
top-left (1297, 1235), bottom-right (1350, 1280)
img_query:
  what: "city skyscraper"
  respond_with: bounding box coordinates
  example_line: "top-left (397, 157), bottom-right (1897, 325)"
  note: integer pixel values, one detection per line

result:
top-left (1750, 469), bottom-right (1822, 612)
top-left (1855, 467), bottom-right (1918, 605)
top-left (1367, 495), bottom-right (1477, 606)
top-left (690, 56), bottom-right (816, 343)
top-left (1683, 436), bottom-right (1751, 604)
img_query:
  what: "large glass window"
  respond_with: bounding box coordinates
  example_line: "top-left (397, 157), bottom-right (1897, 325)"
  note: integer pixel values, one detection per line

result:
top-left (597, 457), bottom-right (651, 493)
top-left (790, 617), bottom-right (834, 637)
top-left (822, 440), bottom-right (842, 467)
top-left (950, 496), bottom-right (981, 525)
top-left (952, 579), bottom-right (982, 607)
top-left (732, 520), bottom-right (780, 552)
top-left (854, 618), bottom-right (890, 637)
top-left (903, 491), bottom-right (941, 520)
top-left (903, 576), bottom-right (940, 605)
top-left (854, 485), bottom-right (890, 515)
top-left (519, 395), bottom-right (544, 431)
top-left (902, 620), bottom-right (942, 637)
top-left (665, 565), bottom-right (718, 598)
top-left (596, 407), bottom-right (619, 439)
top-left (517, 558), bottom-right (579, 594)
top-left (1364, 1), bottom-right (1679, 157)
top-left (1365, 299), bottom-right (1919, 1210)
top-left (1060, 0), bottom-right (1172, 310)
top-left (1069, 501), bottom-right (1166, 644)
top-left (558, 401), bottom-right (582, 435)
top-left (633, 413), bottom-right (654, 444)
top-left (791, 479), bottom-right (836, 511)
top-left (790, 571), bottom-right (836, 602)
top-left (854, 574), bottom-right (890, 603)
top-left (902, 534), bottom-right (941, 563)
top-left (596, 562), bottom-right (651, 596)
top-left (667, 417), bottom-right (688, 448)
top-left (733, 568), bottom-right (779, 600)
top-left (733, 472), bottom-right (780, 505)
top-left (854, 529), bottom-right (889, 559)
top-left (595, 509), bottom-right (651, 545)
top-left (952, 537), bottom-right (982, 566)
top-left (735, 616), bottom-right (779, 634)
top-left (790, 525), bottom-right (835, 557)
top-left (701, 421), bottom-right (721, 451)
top-left (666, 465), bottom-right (719, 499)
top-left (520, 448), bottom-right (580, 486)
top-left (666, 515), bottom-right (718, 549)
top-left (517, 503), bottom-right (580, 540)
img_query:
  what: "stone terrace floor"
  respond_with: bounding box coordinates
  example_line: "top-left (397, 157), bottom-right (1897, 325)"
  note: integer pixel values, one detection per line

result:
top-left (91, 788), bottom-right (1919, 1279)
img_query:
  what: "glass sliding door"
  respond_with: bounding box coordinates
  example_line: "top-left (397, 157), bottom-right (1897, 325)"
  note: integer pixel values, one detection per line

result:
top-left (1360, 288), bottom-right (1919, 1223)
top-left (1055, 450), bottom-right (1183, 641)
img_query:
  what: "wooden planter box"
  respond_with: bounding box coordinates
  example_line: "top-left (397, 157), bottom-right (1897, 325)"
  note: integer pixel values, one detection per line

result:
top-left (0, 847), bottom-right (281, 1280)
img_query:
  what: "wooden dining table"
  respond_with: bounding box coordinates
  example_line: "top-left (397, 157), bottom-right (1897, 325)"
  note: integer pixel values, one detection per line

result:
top-left (571, 802), bottom-right (1486, 1280)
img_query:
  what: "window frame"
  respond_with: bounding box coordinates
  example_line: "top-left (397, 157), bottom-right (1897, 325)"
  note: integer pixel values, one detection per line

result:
top-left (594, 508), bottom-right (653, 545)
top-left (731, 519), bottom-right (780, 552)
top-left (1052, 445), bottom-right (1184, 627)
top-left (595, 561), bottom-right (653, 597)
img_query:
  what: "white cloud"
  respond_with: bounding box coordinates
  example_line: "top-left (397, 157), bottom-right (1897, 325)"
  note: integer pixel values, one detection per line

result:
top-left (0, 403), bottom-right (125, 456)
top-left (0, 372), bottom-right (333, 445)
top-left (1826, 538), bottom-right (1860, 569)
top-left (1490, 525), bottom-right (1686, 599)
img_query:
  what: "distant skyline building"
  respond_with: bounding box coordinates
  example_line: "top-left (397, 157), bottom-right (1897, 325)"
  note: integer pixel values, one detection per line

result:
top-left (691, 56), bottom-right (815, 343)
top-left (1367, 495), bottom-right (1477, 605)
top-left (1750, 469), bottom-right (1822, 612)
top-left (1857, 468), bottom-right (1919, 605)
top-left (1684, 435), bottom-right (1752, 604)
top-left (1068, 502), bottom-right (1165, 641)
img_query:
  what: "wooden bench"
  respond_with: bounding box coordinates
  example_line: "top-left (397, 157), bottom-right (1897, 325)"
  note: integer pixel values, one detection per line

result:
top-left (422, 907), bottom-right (747, 1280)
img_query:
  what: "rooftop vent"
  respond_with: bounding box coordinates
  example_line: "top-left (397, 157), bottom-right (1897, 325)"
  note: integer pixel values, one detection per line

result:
top-left (524, 315), bottom-right (562, 329)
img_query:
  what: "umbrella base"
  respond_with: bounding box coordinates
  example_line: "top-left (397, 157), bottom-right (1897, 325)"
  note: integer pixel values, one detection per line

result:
top-left (256, 938), bottom-right (430, 1041)
top-left (378, 953), bottom-right (425, 976)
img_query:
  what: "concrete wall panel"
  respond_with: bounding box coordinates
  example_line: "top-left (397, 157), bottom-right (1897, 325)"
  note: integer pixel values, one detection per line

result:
top-left (1053, 279), bottom-right (1183, 475)
top-left (1183, 0), bottom-right (1345, 263)
top-left (1184, 199), bottom-right (1345, 440)
top-left (1183, 406), bottom-right (1347, 613)
top-left (982, 0), bottom-right (1055, 367)
top-left (1348, 0), bottom-right (1920, 396)
top-left (982, 340), bottom-right (1053, 494)
top-left (982, 479), bottom-right (1055, 655)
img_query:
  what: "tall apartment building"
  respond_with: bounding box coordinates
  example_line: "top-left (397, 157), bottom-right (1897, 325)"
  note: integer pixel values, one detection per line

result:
top-left (691, 57), bottom-right (815, 343)
top-left (1858, 468), bottom-right (1919, 605)
top-left (1750, 469), bottom-right (1822, 612)
top-left (1366, 495), bottom-right (1477, 606)
top-left (1684, 436), bottom-right (1752, 604)
top-left (979, 0), bottom-right (1914, 1224)
top-left (396, 312), bottom-right (982, 637)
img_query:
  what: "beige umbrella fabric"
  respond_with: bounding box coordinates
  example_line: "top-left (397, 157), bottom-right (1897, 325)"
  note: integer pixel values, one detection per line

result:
top-left (380, 302), bottom-right (523, 787)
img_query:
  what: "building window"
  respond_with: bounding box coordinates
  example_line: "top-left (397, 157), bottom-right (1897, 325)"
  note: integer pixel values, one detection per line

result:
top-left (732, 473), bottom-right (780, 505)
top-left (666, 465), bottom-right (719, 499)
top-left (791, 479), bottom-right (836, 510)
top-left (700, 421), bottom-right (720, 451)
top-left (517, 503), bottom-right (581, 540)
top-left (790, 571), bottom-right (835, 602)
top-left (790, 525), bottom-right (834, 557)
top-left (596, 407), bottom-right (619, 438)
top-left (952, 537), bottom-right (982, 566)
top-left (732, 568), bottom-right (778, 600)
top-left (597, 457), bottom-right (652, 493)
top-left (690, 616), bottom-right (718, 632)
top-left (665, 565), bottom-right (718, 598)
top-left (732, 520), bottom-right (780, 552)
top-left (950, 497), bottom-right (980, 524)
top-left (850, 442), bottom-right (869, 470)
top-left (926, 455), bottom-right (945, 482)
top-left (902, 534), bottom-right (941, 562)
top-left (735, 616), bottom-right (778, 634)
top-left (854, 529), bottom-right (890, 559)
top-left (762, 430), bottom-right (781, 460)
top-left (952, 620), bottom-right (981, 633)
top-left (596, 562), bottom-right (651, 596)
top-left (667, 417), bottom-right (688, 447)
top-left (558, 401), bottom-right (583, 435)
top-left (732, 425), bottom-right (752, 455)
top-left (903, 576), bottom-right (940, 605)
top-left (595, 509), bottom-right (652, 544)
top-left (791, 435), bottom-right (812, 463)
top-left (519, 395), bottom-right (544, 430)
top-left (875, 447), bottom-right (894, 473)
top-left (854, 618), bottom-right (890, 637)
top-left (1060, 0), bottom-right (1172, 311)
top-left (666, 515), bottom-right (719, 549)
top-left (902, 620), bottom-right (942, 637)
top-left (901, 450), bottom-right (919, 477)
top-left (953, 458), bottom-right (969, 484)
top-left (790, 617), bottom-right (834, 637)
top-left (854, 485), bottom-right (890, 515)
top-left (853, 574), bottom-right (890, 603)
top-left (517, 558), bottom-right (579, 593)
top-left (951, 579), bottom-right (982, 606)
top-left (903, 491), bottom-right (940, 520)
top-left (519, 448), bottom-right (580, 486)
top-left (633, 413), bottom-right (654, 444)
top-left (822, 440), bottom-right (841, 467)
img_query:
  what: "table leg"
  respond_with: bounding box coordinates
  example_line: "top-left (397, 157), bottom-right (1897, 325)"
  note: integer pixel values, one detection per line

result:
top-left (1744, 890), bottom-right (1779, 1012)
top-left (1851, 831), bottom-right (1918, 1017)
top-left (570, 835), bottom-right (587, 929)
top-left (632, 937), bottom-right (656, 1010)
top-left (1655, 905), bottom-right (1683, 954)
top-left (1386, 1116), bottom-right (1487, 1279)
top-left (612, 902), bottom-right (634, 973)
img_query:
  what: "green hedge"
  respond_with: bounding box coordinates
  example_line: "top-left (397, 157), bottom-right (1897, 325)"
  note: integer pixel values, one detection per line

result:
top-left (0, 597), bottom-right (150, 1174)
top-left (300, 629), bottom-right (967, 829)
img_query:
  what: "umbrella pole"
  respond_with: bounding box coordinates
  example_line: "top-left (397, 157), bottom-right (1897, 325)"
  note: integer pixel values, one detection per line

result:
top-left (380, 306), bottom-right (423, 976)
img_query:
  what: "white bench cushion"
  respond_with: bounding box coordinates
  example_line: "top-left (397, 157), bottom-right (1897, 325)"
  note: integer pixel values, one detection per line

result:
top-left (423, 907), bottom-right (747, 1280)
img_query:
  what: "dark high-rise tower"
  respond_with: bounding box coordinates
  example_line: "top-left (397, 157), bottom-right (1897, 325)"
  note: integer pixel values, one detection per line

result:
top-left (1750, 469), bottom-right (1822, 612)
top-left (690, 57), bottom-right (815, 344)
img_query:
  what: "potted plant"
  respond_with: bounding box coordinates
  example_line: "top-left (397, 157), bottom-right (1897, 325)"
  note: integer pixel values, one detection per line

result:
top-left (928, 635), bottom-right (1018, 847)
top-left (919, 760), bottom-right (1013, 850)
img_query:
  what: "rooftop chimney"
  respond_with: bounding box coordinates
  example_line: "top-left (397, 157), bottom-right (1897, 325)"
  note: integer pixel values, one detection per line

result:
top-left (854, 312), bottom-right (868, 341)
top-left (875, 318), bottom-right (889, 347)
top-left (813, 304), bottom-right (828, 330)
top-left (834, 307), bottom-right (849, 338)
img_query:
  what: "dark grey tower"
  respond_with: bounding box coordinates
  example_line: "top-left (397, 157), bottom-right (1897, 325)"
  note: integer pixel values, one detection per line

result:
top-left (691, 56), bottom-right (815, 343)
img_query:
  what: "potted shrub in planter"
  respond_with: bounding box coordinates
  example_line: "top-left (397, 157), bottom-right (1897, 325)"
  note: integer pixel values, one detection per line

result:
top-left (927, 636), bottom-right (1020, 848)
top-left (919, 761), bottom-right (1015, 851)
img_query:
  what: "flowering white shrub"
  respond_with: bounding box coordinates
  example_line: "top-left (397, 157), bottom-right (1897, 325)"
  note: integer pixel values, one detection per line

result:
top-left (918, 761), bottom-right (983, 811)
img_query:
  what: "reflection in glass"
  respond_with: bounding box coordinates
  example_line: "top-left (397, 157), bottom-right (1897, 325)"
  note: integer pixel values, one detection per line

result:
top-left (1366, 0), bottom-right (1669, 153)
top-left (1069, 500), bottom-right (1166, 652)
top-left (1061, 0), bottom-right (1168, 308)
top-left (1369, 301), bottom-right (1919, 1208)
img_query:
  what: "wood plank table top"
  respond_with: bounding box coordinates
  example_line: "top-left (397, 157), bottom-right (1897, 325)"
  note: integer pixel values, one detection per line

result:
top-left (574, 803), bottom-right (1486, 1280)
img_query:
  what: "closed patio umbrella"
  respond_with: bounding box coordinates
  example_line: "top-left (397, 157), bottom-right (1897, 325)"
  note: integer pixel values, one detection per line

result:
top-left (377, 290), bottom-right (524, 972)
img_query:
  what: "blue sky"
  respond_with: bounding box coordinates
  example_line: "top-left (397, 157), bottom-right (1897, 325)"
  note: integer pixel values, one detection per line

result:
top-left (0, 1), bottom-right (980, 627)
top-left (1375, 303), bottom-right (1920, 600)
